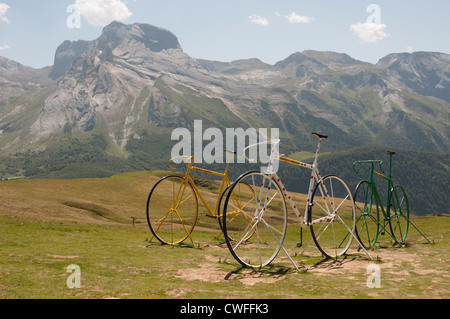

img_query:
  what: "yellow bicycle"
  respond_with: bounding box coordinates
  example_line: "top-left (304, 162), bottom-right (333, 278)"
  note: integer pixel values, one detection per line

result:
top-left (146, 151), bottom-right (254, 246)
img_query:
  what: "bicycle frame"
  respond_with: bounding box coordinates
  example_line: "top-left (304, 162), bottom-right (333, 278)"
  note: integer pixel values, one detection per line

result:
top-left (354, 156), bottom-right (394, 221)
top-left (223, 133), bottom-right (372, 270)
top-left (254, 134), bottom-right (349, 227)
top-left (276, 138), bottom-right (334, 227)
top-left (241, 134), bottom-right (371, 263)
top-left (147, 151), bottom-right (237, 247)
top-left (169, 151), bottom-right (235, 219)
top-left (353, 157), bottom-right (403, 245)
top-left (353, 152), bottom-right (431, 246)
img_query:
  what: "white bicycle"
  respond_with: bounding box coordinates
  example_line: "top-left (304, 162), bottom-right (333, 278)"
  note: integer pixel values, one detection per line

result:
top-left (221, 133), bottom-right (371, 270)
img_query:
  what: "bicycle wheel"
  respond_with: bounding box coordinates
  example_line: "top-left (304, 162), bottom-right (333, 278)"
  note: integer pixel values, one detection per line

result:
top-left (146, 175), bottom-right (198, 245)
top-left (309, 175), bottom-right (355, 258)
top-left (353, 180), bottom-right (379, 249)
top-left (389, 185), bottom-right (410, 245)
top-left (223, 171), bottom-right (287, 269)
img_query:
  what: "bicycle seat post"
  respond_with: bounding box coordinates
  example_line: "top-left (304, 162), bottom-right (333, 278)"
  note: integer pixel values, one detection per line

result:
top-left (311, 132), bottom-right (327, 167)
top-left (369, 162), bottom-right (375, 184)
top-left (387, 151), bottom-right (395, 180)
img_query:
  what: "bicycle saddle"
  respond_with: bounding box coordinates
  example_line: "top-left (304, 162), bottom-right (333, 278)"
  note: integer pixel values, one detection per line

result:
top-left (312, 132), bottom-right (328, 139)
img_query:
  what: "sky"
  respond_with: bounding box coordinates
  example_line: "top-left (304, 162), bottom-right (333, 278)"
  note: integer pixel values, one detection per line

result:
top-left (0, 0), bottom-right (449, 69)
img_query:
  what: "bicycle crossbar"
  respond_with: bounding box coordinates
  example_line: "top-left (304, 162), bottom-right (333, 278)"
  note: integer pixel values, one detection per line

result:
top-left (279, 156), bottom-right (314, 169)
top-left (373, 171), bottom-right (389, 180)
top-left (192, 166), bottom-right (226, 177)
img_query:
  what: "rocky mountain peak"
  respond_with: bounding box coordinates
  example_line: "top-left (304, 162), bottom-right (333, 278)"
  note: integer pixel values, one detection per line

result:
top-left (0, 56), bottom-right (51, 99)
top-left (50, 39), bottom-right (94, 80)
top-left (97, 21), bottom-right (181, 54)
top-left (49, 21), bottom-right (183, 80)
top-left (376, 52), bottom-right (450, 102)
top-left (0, 55), bottom-right (22, 71)
top-left (301, 50), bottom-right (367, 66)
top-left (274, 50), bottom-right (367, 70)
top-left (376, 51), bottom-right (447, 67)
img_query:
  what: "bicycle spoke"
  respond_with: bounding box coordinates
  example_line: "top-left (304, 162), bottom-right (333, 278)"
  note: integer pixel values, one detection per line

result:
top-left (174, 182), bottom-right (189, 209)
top-left (263, 190), bottom-right (279, 211)
top-left (152, 210), bottom-right (172, 231)
top-left (255, 220), bottom-right (262, 266)
top-left (256, 175), bottom-right (267, 212)
top-left (398, 196), bottom-right (405, 208)
top-left (313, 196), bottom-right (330, 216)
top-left (356, 214), bottom-right (374, 244)
top-left (334, 194), bottom-right (350, 213)
top-left (152, 193), bottom-right (172, 210)
top-left (231, 191), bottom-right (253, 210)
top-left (173, 209), bottom-right (196, 240)
top-left (225, 210), bottom-right (253, 239)
top-left (263, 218), bottom-right (285, 236)
top-left (228, 202), bottom-right (255, 220)
top-left (231, 219), bottom-right (258, 251)
top-left (177, 194), bottom-right (194, 207)
top-left (313, 219), bottom-right (333, 242)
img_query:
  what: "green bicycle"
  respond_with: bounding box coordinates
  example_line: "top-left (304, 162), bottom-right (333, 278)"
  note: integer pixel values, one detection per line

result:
top-left (353, 151), bottom-right (431, 249)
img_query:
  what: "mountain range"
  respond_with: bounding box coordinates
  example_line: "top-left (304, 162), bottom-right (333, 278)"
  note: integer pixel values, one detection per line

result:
top-left (0, 21), bottom-right (448, 215)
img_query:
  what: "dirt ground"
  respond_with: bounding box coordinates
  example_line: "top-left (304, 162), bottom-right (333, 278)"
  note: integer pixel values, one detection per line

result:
top-left (171, 239), bottom-right (449, 299)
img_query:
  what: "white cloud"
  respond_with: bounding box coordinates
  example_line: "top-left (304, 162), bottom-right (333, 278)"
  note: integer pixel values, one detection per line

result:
top-left (0, 3), bottom-right (10, 23)
top-left (0, 44), bottom-right (10, 50)
top-left (284, 12), bottom-right (314, 24)
top-left (75, 0), bottom-right (132, 27)
top-left (249, 14), bottom-right (268, 26)
top-left (350, 22), bottom-right (389, 44)
top-left (406, 46), bottom-right (414, 53)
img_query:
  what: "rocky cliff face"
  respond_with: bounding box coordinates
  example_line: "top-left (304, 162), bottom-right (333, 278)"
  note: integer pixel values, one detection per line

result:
top-left (49, 40), bottom-right (94, 80)
top-left (29, 22), bottom-right (204, 145)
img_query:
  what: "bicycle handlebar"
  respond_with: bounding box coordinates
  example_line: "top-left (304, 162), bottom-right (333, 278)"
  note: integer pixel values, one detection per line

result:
top-left (243, 139), bottom-right (281, 162)
top-left (168, 155), bottom-right (193, 170)
top-left (353, 160), bottom-right (384, 175)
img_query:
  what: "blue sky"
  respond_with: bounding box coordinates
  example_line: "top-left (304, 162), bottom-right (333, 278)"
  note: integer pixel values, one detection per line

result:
top-left (0, 0), bottom-right (449, 68)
